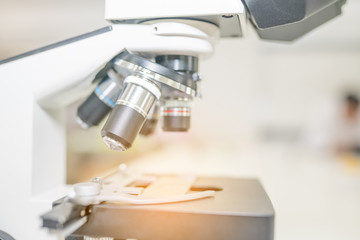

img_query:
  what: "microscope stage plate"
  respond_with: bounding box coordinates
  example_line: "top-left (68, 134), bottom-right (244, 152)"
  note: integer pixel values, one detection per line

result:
top-left (73, 176), bottom-right (274, 240)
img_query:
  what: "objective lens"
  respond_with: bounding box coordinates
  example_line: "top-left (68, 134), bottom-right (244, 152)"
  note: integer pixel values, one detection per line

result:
top-left (161, 97), bottom-right (192, 132)
top-left (155, 55), bottom-right (198, 132)
top-left (77, 76), bottom-right (122, 128)
top-left (101, 72), bottom-right (161, 151)
top-left (140, 103), bottom-right (159, 136)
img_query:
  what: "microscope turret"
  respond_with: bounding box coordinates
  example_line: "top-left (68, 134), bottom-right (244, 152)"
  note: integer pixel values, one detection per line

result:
top-left (77, 50), bottom-right (200, 151)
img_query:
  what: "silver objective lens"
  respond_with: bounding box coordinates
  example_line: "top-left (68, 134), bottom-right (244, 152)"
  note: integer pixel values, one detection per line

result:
top-left (101, 72), bottom-right (161, 151)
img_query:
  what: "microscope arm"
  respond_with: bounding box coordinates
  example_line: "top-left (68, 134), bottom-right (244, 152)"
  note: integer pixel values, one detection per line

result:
top-left (0, 22), bottom-right (218, 108)
top-left (0, 21), bottom-right (218, 240)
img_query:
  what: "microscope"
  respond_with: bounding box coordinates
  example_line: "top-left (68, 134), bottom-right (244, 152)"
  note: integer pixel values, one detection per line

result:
top-left (0, 0), bottom-right (345, 239)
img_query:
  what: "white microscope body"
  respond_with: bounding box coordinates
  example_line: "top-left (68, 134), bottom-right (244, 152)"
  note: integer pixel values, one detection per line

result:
top-left (0, 1), bottom-right (245, 239)
top-left (0, 0), bottom-right (345, 238)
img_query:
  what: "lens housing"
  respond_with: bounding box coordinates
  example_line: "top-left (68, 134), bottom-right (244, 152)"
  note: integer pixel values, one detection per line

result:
top-left (140, 103), bottom-right (159, 136)
top-left (161, 97), bottom-right (192, 132)
top-left (77, 75), bottom-right (122, 128)
top-left (156, 55), bottom-right (199, 132)
top-left (101, 72), bottom-right (161, 151)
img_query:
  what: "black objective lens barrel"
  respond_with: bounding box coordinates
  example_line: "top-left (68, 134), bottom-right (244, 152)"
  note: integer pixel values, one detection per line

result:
top-left (160, 96), bottom-right (192, 132)
top-left (140, 118), bottom-right (159, 136)
top-left (155, 55), bottom-right (197, 133)
top-left (77, 92), bottom-right (112, 128)
top-left (161, 106), bottom-right (191, 131)
top-left (77, 76), bottom-right (122, 128)
top-left (139, 103), bottom-right (159, 136)
top-left (101, 104), bottom-right (146, 150)
top-left (162, 115), bottom-right (190, 131)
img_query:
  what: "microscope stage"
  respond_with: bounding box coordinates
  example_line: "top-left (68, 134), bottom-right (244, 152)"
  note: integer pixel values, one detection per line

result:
top-left (72, 175), bottom-right (274, 240)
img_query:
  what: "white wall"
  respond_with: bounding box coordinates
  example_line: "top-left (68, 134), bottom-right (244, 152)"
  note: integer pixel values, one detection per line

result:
top-left (193, 1), bottom-right (360, 144)
top-left (0, 0), bottom-right (108, 59)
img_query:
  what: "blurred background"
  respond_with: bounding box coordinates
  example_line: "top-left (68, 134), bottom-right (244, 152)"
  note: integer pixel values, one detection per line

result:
top-left (1, 0), bottom-right (360, 239)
